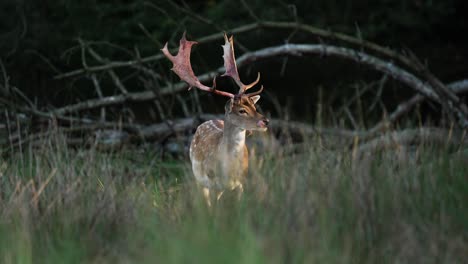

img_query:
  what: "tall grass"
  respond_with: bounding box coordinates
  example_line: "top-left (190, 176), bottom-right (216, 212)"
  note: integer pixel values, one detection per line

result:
top-left (0, 132), bottom-right (467, 263)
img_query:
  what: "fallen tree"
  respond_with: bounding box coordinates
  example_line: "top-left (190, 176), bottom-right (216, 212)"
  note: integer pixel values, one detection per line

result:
top-left (1, 18), bottom-right (468, 156)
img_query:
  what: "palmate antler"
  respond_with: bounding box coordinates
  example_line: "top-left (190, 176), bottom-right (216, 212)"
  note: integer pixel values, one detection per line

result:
top-left (221, 34), bottom-right (262, 96)
top-left (162, 32), bottom-right (263, 99)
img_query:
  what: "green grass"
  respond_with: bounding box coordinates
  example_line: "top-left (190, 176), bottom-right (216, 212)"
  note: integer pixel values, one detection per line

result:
top-left (0, 134), bottom-right (467, 264)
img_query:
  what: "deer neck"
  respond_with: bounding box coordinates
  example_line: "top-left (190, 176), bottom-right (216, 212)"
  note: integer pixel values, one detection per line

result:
top-left (220, 120), bottom-right (246, 155)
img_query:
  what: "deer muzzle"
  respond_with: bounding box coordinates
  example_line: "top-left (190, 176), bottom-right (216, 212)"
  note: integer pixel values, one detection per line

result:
top-left (256, 118), bottom-right (269, 129)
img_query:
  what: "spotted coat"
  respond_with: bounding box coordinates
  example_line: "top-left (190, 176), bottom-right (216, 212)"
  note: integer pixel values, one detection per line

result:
top-left (189, 119), bottom-right (248, 191)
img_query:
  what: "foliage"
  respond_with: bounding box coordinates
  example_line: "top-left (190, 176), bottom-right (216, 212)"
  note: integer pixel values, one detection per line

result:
top-left (0, 133), bottom-right (467, 263)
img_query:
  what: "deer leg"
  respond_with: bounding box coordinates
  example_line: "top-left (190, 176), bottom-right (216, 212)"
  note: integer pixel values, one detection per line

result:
top-left (229, 181), bottom-right (244, 201)
top-left (202, 187), bottom-right (212, 207)
top-left (236, 183), bottom-right (244, 200)
top-left (216, 191), bottom-right (225, 201)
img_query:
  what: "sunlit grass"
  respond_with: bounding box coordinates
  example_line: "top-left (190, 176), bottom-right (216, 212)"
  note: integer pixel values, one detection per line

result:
top-left (0, 133), bottom-right (467, 263)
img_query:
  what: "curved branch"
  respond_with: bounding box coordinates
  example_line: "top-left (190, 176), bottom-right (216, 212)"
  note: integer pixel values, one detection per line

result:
top-left (258, 21), bottom-right (416, 71)
top-left (54, 43), bottom-right (464, 115)
top-left (53, 71), bottom-right (216, 115)
top-left (53, 21), bottom-right (414, 80)
top-left (53, 24), bottom-right (259, 80)
top-left (369, 79), bottom-right (468, 134)
top-left (236, 44), bottom-right (439, 101)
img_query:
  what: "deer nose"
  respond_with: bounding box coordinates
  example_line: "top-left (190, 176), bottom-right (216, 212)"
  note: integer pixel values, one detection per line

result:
top-left (256, 118), bottom-right (269, 128)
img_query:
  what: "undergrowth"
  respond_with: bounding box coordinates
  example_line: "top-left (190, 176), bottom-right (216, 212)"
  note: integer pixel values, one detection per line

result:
top-left (0, 133), bottom-right (467, 264)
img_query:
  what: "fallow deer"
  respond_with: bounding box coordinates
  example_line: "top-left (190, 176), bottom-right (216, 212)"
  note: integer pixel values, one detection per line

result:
top-left (162, 33), bottom-right (269, 206)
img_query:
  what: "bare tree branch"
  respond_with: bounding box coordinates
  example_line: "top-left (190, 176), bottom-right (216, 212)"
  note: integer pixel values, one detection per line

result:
top-left (257, 21), bottom-right (420, 72)
top-left (239, 44), bottom-right (438, 100)
top-left (87, 46), bottom-right (129, 95)
top-left (90, 74), bottom-right (106, 122)
top-left (53, 71), bottom-right (216, 115)
top-left (355, 127), bottom-right (467, 159)
top-left (53, 25), bottom-right (257, 80)
top-left (369, 79), bottom-right (468, 134)
top-left (406, 52), bottom-right (468, 126)
top-left (54, 21), bottom-right (429, 80)
top-left (52, 44), bottom-right (466, 122)
top-left (0, 59), bottom-right (10, 96)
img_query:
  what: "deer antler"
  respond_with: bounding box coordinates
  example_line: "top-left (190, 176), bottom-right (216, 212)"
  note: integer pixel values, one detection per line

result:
top-left (161, 32), bottom-right (235, 98)
top-left (222, 33), bottom-right (261, 95)
top-left (162, 33), bottom-right (264, 99)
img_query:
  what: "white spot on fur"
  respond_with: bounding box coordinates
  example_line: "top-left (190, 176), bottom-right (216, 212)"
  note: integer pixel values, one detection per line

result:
top-left (208, 120), bottom-right (222, 131)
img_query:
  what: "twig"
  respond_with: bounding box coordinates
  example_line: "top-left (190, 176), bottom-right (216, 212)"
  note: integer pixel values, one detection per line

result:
top-left (87, 46), bottom-right (129, 94)
top-left (90, 74), bottom-right (106, 122)
top-left (176, 94), bottom-right (190, 117)
top-left (78, 38), bottom-right (89, 69)
top-left (355, 127), bottom-right (468, 159)
top-left (52, 43), bottom-right (460, 115)
top-left (0, 59), bottom-right (10, 96)
top-left (138, 23), bottom-right (164, 48)
top-left (192, 89), bottom-right (203, 115)
top-left (24, 49), bottom-right (61, 74)
top-left (0, 97), bottom-right (125, 127)
top-left (0, 59), bottom-right (34, 107)
top-left (235, 44), bottom-right (439, 100)
top-left (54, 20), bottom-right (420, 79)
top-left (337, 80), bottom-right (377, 115)
top-left (153, 100), bottom-right (167, 120)
top-left (240, 0), bottom-right (261, 22)
top-left (343, 105), bottom-right (359, 130)
top-left (11, 86), bottom-right (35, 108)
top-left (368, 79), bottom-right (468, 134)
top-left (144, 1), bottom-right (177, 24)
top-left (54, 24), bottom-right (259, 80)
top-left (166, 0), bottom-right (250, 53)
top-left (369, 75), bottom-right (388, 111)
top-left (407, 52), bottom-right (468, 127)
top-left (165, 0), bottom-right (215, 27)
top-left (4, 118), bottom-right (143, 151)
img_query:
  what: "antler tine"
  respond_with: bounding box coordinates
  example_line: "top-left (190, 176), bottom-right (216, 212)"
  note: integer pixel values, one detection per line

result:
top-left (222, 33), bottom-right (261, 95)
top-left (243, 72), bottom-right (261, 91)
top-left (162, 33), bottom-right (235, 98)
top-left (244, 85), bottom-right (264, 97)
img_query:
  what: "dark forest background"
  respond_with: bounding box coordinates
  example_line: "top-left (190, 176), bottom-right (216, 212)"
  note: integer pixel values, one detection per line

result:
top-left (1, 0), bottom-right (468, 148)
top-left (2, 0), bottom-right (467, 111)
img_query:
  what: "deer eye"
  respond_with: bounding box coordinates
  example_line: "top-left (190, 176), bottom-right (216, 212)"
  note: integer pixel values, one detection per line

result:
top-left (238, 108), bottom-right (247, 114)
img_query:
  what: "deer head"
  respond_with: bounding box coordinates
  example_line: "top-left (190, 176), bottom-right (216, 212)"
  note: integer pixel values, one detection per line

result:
top-left (225, 95), bottom-right (269, 131)
top-left (162, 33), bottom-right (269, 131)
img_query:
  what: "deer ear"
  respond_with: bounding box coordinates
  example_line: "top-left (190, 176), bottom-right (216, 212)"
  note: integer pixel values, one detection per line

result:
top-left (225, 99), bottom-right (234, 113)
top-left (250, 95), bottom-right (261, 104)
